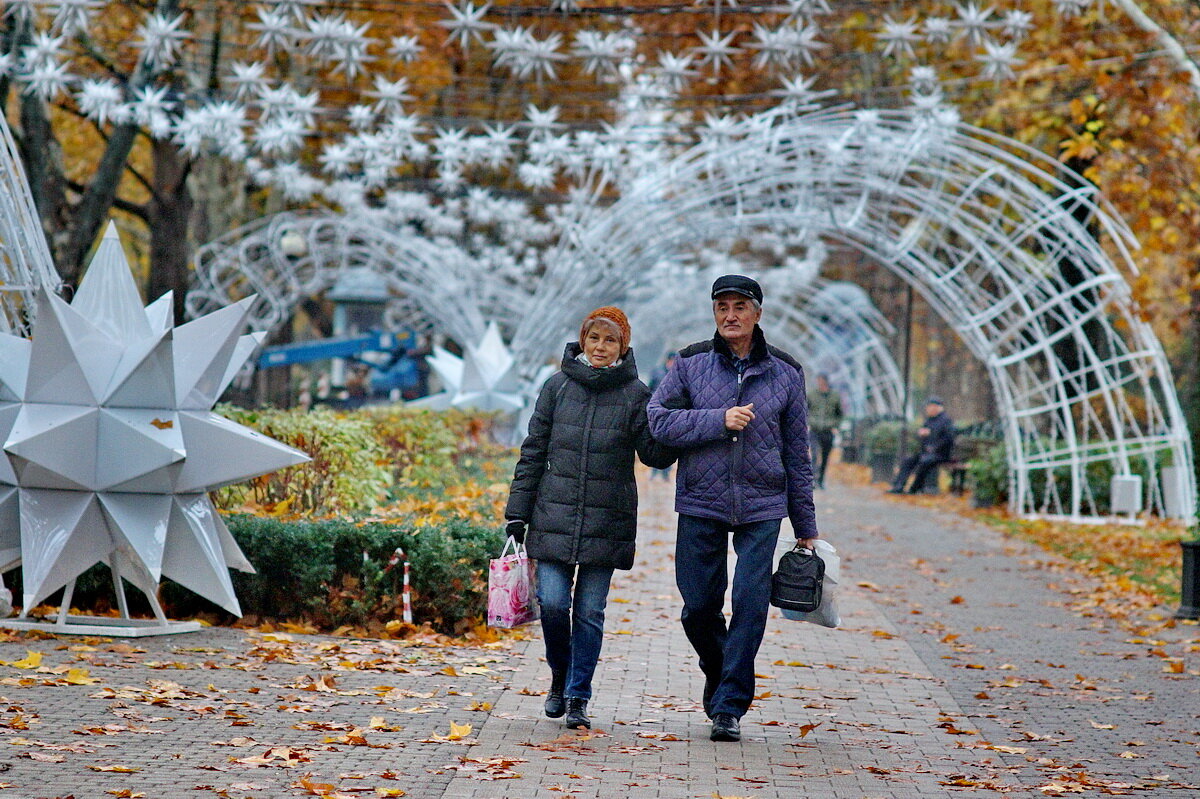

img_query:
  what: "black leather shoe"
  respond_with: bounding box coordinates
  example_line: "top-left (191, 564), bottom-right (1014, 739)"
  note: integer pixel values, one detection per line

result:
top-left (702, 673), bottom-right (720, 718)
top-left (887, 487), bottom-right (905, 494)
top-left (710, 713), bottom-right (740, 742)
top-left (564, 697), bottom-right (590, 729)
top-left (544, 673), bottom-right (566, 718)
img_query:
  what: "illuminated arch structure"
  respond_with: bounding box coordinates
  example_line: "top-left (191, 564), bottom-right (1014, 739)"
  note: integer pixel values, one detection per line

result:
top-left (0, 120), bottom-right (60, 338)
top-left (176, 107), bottom-right (1196, 520)
top-left (513, 107), bottom-right (1194, 521)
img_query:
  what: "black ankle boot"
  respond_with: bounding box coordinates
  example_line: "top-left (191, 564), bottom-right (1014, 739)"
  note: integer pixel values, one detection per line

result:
top-left (564, 697), bottom-right (590, 729)
top-left (544, 673), bottom-right (566, 719)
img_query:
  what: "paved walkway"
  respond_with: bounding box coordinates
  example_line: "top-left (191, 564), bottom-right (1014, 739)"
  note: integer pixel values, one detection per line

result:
top-left (0, 471), bottom-right (1195, 798)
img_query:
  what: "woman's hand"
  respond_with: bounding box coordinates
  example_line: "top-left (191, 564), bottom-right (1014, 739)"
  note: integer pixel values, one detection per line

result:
top-left (505, 520), bottom-right (527, 544)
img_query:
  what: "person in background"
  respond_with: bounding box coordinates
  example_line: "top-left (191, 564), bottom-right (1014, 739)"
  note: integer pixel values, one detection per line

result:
top-left (806, 373), bottom-right (843, 490)
top-left (647, 274), bottom-right (819, 743)
top-left (505, 307), bottom-right (676, 731)
top-left (889, 396), bottom-right (955, 495)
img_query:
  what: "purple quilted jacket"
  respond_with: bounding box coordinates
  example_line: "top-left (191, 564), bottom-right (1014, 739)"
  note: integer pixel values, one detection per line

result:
top-left (647, 327), bottom-right (819, 539)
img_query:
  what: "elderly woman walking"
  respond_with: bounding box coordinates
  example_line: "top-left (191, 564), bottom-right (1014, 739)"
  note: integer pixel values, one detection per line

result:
top-left (504, 307), bottom-right (676, 730)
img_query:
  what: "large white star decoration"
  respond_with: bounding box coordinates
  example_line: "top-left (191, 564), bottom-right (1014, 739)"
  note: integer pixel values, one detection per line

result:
top-left (0, 224), bottom-right (308, 633)
top-left (411, 322), bottom-right (529, 413)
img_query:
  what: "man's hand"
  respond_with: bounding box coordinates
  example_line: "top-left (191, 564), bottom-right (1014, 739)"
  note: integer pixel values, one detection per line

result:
top-left (724, 403), bottom-right (755, 431)
top-left (797, 537), bottom-right (817, 550)
top-left (917, 426), bottom-right (930, 437)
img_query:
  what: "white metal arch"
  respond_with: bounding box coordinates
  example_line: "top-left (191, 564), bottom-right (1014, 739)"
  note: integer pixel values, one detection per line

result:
top-left (188, 210), bottom-right (518, 348)
top-left (191, 210), bottom-right (902, 417)
top-left (517, 107), bottom-right (1193, 520)
top-left (0, 118), bottom-right (61, 337)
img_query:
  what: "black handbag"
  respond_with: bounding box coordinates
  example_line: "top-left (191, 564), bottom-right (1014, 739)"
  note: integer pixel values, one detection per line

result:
top-left (770, 544), bottom-right (824, 613)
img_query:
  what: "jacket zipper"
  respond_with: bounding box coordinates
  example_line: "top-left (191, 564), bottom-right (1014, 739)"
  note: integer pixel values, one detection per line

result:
top-left (572, 391), bottom-right (598, 562)
top-left (730, 363), bottom-right (747, 525)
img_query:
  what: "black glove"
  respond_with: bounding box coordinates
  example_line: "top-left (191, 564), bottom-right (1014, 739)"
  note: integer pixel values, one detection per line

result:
top-left (505, 519), bottom-right (527, 544)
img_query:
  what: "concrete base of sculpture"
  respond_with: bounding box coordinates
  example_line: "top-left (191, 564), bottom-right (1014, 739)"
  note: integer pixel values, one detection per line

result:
top-left (0, 615), bottom-right (202, 637)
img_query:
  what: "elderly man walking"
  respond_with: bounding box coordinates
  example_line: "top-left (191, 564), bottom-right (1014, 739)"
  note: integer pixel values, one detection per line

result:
top-left (647, 274), bottom-right (820, 743)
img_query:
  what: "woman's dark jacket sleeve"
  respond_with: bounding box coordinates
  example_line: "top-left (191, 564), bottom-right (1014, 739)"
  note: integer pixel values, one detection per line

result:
top-left (504, 372), bottom-right (565, 523)
top-left (632, 388), bottom-right (679, 469)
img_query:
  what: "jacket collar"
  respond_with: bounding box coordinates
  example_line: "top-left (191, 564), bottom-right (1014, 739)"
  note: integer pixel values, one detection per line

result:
top-left (713, 325), bottom-right (770, 367)
top-left (562, 342), bottom-right (639, 390)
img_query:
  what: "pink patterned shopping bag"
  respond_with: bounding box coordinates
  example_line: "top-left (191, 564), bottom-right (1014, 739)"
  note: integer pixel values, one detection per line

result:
top-left (487, 536), bottom-right (539, 628)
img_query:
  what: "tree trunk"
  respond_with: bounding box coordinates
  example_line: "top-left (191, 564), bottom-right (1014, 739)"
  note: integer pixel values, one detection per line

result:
top-left (147, 139), bottom-right (193, 324)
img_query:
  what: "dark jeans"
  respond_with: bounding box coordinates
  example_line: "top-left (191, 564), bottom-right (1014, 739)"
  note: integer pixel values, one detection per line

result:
top-left (810, 428), bottom-right (835, 488)
top-left (536, 560), bottom-right (615, 701)
top-left (893, 452), bottom-right (942, 493)
top-left (676, 514), bottom-right (781, 719)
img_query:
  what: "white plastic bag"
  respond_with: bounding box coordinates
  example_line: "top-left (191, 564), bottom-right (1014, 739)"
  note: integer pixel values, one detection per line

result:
top-left (781, 539), bottom-right (840, 628)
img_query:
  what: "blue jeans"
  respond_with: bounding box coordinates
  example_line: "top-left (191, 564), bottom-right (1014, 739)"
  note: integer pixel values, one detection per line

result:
top-left (536, 560), bottom-right (615, 701)
top-left (676, 515), bottom-right (781, 719)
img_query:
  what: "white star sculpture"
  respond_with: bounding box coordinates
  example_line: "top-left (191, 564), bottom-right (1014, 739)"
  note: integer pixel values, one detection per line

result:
top-left (411, 322), bottom-right (532, 413)
top-left (0, 224), bottom-right (308, 627)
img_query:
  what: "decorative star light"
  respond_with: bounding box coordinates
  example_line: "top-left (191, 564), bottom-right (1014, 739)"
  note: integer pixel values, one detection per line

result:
top-left (774, 73), bottom-right (836, 113)
top-left (878, 15), bottom-right (921, 59)
top-left (412, 322), bottom-right (529, 413)
top-left (248, 8), bottom-right (295, 56)
top-left (693, 28), bottom-right (740, 76)
top-left (1001, 10), bottom-right (1033, 40)
top-left (573, 30), bottom-right (631, 78)
top-left (228, 61), bottom-right (268, 100)
top-left (438, 1), bottom-right (494, 52)
top-left (51, 0), bottom-right (101, 37)
top-left (367, 76), bottom-right (413, 115)
top-left (923, 16), bottom-right (955, 44)
top-left (268, 0), bottom-right (316, 20)
top-left (136, 12), bottom-right (190, 70)
top-left (747, 24), bottom-right (794, 71)
top-left (0, 224), bottom-right (308, 631)
top-left (77, 79), bottom-right (126, 126)
top-left (130, 84), bottom-right (174, 139)
top-left (21, 32), bottom-right (67, 73)
top-left (388, 34), bottom-right (423, 63)
top-left (656, 51), bottom-right (695, 92)
top-left (525, 104), bottom-right (563, 139)
top-left (3, 0), bottom-right (40, 22)
top-left (955, 1), bottom-right (996, 47)
top-left (1051, 0), bottom-right (1093, 18)
top-left (22, 62), bottom-right (73, 101)
top-left (978, 39), bottom-right (1022, 81)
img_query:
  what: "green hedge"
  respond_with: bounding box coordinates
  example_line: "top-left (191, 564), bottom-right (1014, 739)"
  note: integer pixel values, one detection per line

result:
top-left (967, 440), bottom-right (1175, 512)
top-left (216, 405), bottom-right (391, 515)
top-left (191, 515), bottom-right (506, 632)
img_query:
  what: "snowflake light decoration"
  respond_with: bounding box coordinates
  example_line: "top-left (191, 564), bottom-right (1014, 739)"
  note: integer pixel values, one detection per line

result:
top-left (0, 224), bottom-right (308, 631)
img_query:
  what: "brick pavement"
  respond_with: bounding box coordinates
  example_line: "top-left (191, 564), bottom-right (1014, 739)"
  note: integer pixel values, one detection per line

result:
top-left (0, 469), bottom-right (1194, 798)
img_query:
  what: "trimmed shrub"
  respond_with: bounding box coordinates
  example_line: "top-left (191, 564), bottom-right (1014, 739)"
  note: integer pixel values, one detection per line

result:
top-left (967, 442), bottom-right (1008, 507)
top-left (216, 405), bottom-right (390, 515)
top-left (160, 515), bottom-right (506, 633)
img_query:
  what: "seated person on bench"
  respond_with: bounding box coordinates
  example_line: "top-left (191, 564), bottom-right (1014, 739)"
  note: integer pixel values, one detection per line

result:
top-left (889, 396), bottom-right (955, 495)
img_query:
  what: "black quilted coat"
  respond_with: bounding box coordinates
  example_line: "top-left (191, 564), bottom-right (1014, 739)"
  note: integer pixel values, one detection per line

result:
top-left (505, 344), bottom-right (677, 570)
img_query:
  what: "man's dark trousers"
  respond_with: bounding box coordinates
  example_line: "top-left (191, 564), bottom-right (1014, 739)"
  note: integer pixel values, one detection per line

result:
top-left (894, 452), bottom-right (941, 493)
top-left (676, 514), bottom-right (781, 719)
top-left (810, 428), bottom-right (834, 488)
